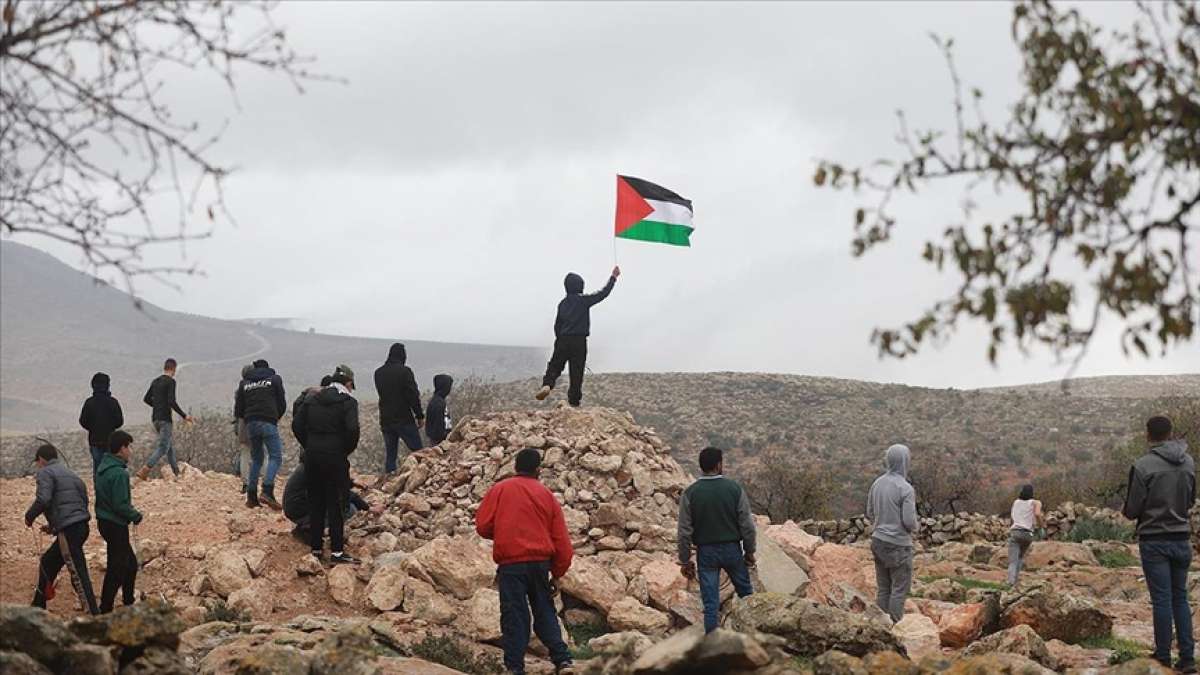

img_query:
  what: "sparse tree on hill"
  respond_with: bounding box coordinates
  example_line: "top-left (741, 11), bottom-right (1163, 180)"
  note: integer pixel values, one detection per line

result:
top-left (909, 454), bottom-right (982, 516)
top-left (0, 0), bottom-right (328, 299)
top-left (740, 446), bottom-right (834, 523)
top-left (815, 0), bottom-right (1199, 368)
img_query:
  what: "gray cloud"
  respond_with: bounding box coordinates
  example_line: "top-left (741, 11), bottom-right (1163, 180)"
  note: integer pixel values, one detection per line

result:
top-left (13, 0), bottom-right (1196, 388)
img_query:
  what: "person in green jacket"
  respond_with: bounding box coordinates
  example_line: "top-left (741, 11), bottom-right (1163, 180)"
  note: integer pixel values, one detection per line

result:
top-left (95, 430), bottom-right (143, 613)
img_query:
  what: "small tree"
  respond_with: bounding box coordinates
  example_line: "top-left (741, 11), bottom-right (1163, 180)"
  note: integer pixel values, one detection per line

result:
top-left (0, 0), bottom-right (328, 298)
top-left (815, 0), bottom-right (1199, 367)
top-left (909, 454), bottom-right (984, 516)
top-left (740, 446), bottom-right (835, 523)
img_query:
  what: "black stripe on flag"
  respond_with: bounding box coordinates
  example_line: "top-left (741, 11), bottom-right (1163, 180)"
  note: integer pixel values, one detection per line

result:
top-left (619, 175), bottom-right (692, 212)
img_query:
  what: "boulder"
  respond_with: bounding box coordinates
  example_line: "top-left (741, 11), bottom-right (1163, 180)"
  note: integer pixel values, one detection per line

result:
top-left (119, 646), bottom-right (190, 675)
top-left (607, 597), bottom-right (671, 636)
top-left (0, 605), bottom-right (79, 669)
top-left (921, 578), bottom-right (967, 603)
top-left (326, 565), bottom-right (360, 606)
top-left (630, 626), bottom-right (770, 675)
top-left (410, 536), bottom-right (495, 600)
top-left (1021, 542), bottom-right (1099, 570)
top-left (204, 548), bottom-right (253, 598)
top-left (226, 579), bottom-right (276, 621)
top-left (403, 577), bottom-right (458, 625)
top-left (727, 592), bottom-right (903, 657)
top-left (1044, 639), bottom-right (1114, 670)
top-left (891, 613), bottom-right (940, 660)
top-left (198, 637), bottom-right (312, 675)
top-left (812, 650), bottom-right (868, 675)
top-left (961, 625), bottom-right (1056, 669)
top-left (71, 600), bottom-right (186, 650)
top-left (560, 555), bottom-right (627, 613)
top-left (863, 650), bottom-right (919, 674)
top-left (138, 539), bottom-right (168, 564)
top-left (936, 652), bottom-right (1055, 674)
top-left (1000, 585), bottom-right (1113, 643)
top-left (460, 588), bottom-right (502, 642)
top-left (752, 534), bottom-right (810, 596)
top-left (641, 558), bottom-right (702, 625)
top-left (178, 621), bottom-right (239, 659)
top-left (296, 555), bottom-right (325, 577)
top-left (59, 644), bottom-right (116, 675)
top-left (1099, 658), bottom-right (1176, 674)
top-left (589, 631), bottom-right (655, 659)
top-left (366, 565), bottom-right (409, 612)
top-left (0, 651), bottom-right (52, 675)
top-left (806, 544), bottom-right (875, 604)
top-left (937, 602), bottom-right (989, 648)
top-left (242, 549), bottom-right (268, 578)
top-left (374, 657), bottom-right (467, 674)
top-left (762, 520), bottom-right (822, 571)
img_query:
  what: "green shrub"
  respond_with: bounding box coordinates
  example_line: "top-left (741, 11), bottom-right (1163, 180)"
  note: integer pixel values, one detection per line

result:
top-left (1065, 517), bottom-right (1135, 543)
top-left (1095, 549), bottom-right (1139, 568)
top-left (567, 621), bottom-right (610, 661)
top-left (410, 634), bottom-right (503, 674)
top-left (1079, 635), bottom-right (1148, 664)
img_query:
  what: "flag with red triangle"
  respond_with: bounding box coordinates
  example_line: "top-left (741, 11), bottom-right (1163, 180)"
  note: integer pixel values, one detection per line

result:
top-left (614, 175), bottom-right (693, 247)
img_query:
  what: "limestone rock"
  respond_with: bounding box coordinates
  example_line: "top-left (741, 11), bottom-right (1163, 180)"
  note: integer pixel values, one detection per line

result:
top-left (326, 565), bottom-right (360, 606)
top-left (727, 592), bottom-right (903, 657)
top-left (0, 651), bottom-right (52, 675)
top-left (460, 588), bottom-right (502, 642)
top-left (226, 579), bottom-right (275, 621)
top-left (204, 548), bottom-right (253, 598)
top-left (60, 644), bottom-right (117, 675)
top-left (962, 624), bottom-right (1056, 669)
top-left (892, 613), bottom-right (940, 660)
top-left (410, 536), bottom-right (494, 600)
top-left (762, 520), bottom-right (822, 572)
top-left (403, 577), bottom-right (458, 625)
top-left (296, 555), bottom-right (325, 577)
top-left (560, 555), bottom-right (627, 613)
top-left (938, 602), bottom-right (989, 648)
top-left (630, 626), bottom-right (770, 675)
top-left (366, 565), bottom-right (408, 612)
top-left (1000, 585), bottom-right (1113, 643)
top-left (0, 605), bottom-right (79, 669)
top-left (138, 539), bottom-right (168, 564)
top-left (1044, 638), bottom-right (1114, 670)
top-left (607, 597), bottom-right (671, 636)
top-left (752, 534), bottom-right (810, 596)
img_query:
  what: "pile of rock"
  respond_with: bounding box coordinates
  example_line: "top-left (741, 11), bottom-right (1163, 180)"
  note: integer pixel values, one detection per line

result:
top-left (363, 406), bottom-right (693, 557)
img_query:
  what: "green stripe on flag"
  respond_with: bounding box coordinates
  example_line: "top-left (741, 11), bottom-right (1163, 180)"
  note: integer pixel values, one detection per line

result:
top-left (616, 220), bottom-right (693, 247)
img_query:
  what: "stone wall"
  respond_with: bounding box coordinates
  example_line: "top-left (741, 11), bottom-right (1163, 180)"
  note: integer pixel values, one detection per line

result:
top-left (796, 502), bottom-right (1200, 547)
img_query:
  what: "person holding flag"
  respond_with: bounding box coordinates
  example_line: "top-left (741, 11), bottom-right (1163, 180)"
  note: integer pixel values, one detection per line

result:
top-left (535, 266), bottom-right (619, 408)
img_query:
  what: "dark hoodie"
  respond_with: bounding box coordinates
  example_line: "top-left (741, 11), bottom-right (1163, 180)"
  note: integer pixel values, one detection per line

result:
top-left (374, 343), bottom-right (423, 427)
top-left (79, 373), bottom-right (124, 448)
top-left (1122, 439), bottom-right (1196, 539)
top-left (291, 385), bottom-right (360, 461)
top-left (425, 374), bottom-right (454, 444)
top-left (555, 273), bottom-right (616, 338)
top-left (235, 365), bottom-right (287, 424)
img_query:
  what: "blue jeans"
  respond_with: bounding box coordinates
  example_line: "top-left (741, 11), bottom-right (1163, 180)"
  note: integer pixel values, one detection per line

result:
top-left (497, 561), bottom-right (570, 673)
top-left (1140, 540), bottom-right (1195, 667)
top-left (89, 446), bottom-right (106, 481)
top-left (381, 423), bottom-right (423, 473)
top-left (697, 541), bottom-right (755, 633)
top-left (246, 420), bottom-right (284, 489)
top-left (145, 421), bottom-right (177, 474)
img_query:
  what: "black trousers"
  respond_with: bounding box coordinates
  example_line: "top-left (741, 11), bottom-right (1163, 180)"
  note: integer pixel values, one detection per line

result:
top-left (306, 454), bottom-right (348, 553)
top-left (98, 519), bottom-right (138, 612)
top-left (542, 336), bottom-right (588, 406)
top-left (33, 520), bottom-right (99, 615)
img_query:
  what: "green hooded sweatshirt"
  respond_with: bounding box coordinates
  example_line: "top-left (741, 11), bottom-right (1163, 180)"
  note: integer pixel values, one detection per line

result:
top-left (95, 453), bottom-right (142, 526)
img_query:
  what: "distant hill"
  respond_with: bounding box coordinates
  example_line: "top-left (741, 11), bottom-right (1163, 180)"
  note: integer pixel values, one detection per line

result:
top-left (0, 241), bottom-right (546, 433)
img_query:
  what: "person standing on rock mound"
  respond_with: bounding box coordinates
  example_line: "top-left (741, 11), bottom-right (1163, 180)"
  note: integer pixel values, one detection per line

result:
top-left (475, 448), bottom-right (575, 675)
top-left (374, 343), bottom-right (425, 474)
top-left (1122, 415), bottom-right (1195, 674)
top-left (292, 365), bottom-right (361, 566)
top-left (676, 446), bottom-right (757, 633)
top-left (535, 266), bottom-right (619, 408)
top-left (235, 358), bottom-right (288, 510)
top-left (866, 443), bottom-right (918, 623)
top-left (94, 430), bottom-right (143, 613)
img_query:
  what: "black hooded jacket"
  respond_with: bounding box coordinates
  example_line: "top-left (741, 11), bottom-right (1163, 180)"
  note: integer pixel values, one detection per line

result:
top-left (374, 343), bottom-right (423, 427)
top-left (235, 366), bottom-right (287, 424)
top-left (554, 273), bottom-right (616, 337)
top-left (79, 373), bottom-right (124, 448)
top-left (425, 374), bottom-right (453, 445)
top-left (291, 386), bottom-right (360, 462)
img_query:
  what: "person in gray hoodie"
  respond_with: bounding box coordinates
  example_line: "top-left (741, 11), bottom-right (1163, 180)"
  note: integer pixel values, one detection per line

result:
top-left (24, 443), bottom-right (99, 614)
top-left (866, 443), bottom-right (918, 622)
top-left (1122, 416), bottom-right (1195, 673)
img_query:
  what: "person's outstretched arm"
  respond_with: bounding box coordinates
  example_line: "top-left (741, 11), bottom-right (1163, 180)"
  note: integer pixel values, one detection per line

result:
top-left (584, 269), bottom-right (619, 307)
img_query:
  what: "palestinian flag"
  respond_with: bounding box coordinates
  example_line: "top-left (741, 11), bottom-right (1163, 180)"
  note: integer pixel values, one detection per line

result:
top-left (614, 175), bottom-right (694, 247)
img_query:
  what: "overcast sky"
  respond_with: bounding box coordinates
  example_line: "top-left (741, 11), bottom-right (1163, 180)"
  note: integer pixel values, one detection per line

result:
top-left (11, 1), bottom-right (1199, 388)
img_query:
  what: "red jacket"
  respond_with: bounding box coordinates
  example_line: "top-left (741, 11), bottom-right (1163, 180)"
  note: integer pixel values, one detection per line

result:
top-left (475, 475), bottom-right (574, 578)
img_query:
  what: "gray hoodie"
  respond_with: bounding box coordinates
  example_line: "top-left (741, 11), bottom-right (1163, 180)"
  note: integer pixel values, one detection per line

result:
top-left (1122, 439), bottom-right (1195, 539)
top-left (866, 444), bottom-right (919, 547)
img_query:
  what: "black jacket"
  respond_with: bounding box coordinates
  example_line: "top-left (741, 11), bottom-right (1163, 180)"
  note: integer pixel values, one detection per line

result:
top-left (291, 386), bottom-right (360, 461)
top-left (235, 366), bottom-right (287, 424)
top-left (143, 374), bottom-right (186, 423)
top-left (374, 343), bottom-right (423, 427)
top-left (283, 463), bottom-right (368, 524)
top-left (25, 459), bottom-right (90, 533)
top-left (79, 374), bottom-right (124, 448)
top-left (1123, 440), bottom-right (1196, 539)
top-left (425, 374), bottom-right (453, 445)
top-left (555, 273), bottom-right (616, 337)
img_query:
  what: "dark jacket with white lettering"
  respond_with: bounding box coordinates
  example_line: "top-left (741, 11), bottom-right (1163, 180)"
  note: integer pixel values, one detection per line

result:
top-left (235, 366), bottom-right (287, 424)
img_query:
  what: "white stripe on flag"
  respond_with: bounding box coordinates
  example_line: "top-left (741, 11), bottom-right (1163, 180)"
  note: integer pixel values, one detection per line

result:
top-left (644, 199), bottom-right (693, 226)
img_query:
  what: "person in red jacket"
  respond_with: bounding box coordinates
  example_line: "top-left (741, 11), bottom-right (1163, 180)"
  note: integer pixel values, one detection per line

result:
top-left (476, 448), bottom-right (574, 675)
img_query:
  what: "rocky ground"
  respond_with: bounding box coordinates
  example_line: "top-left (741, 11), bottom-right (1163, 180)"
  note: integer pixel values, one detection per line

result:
top-left (1, 405), bottom-right (1197, 674)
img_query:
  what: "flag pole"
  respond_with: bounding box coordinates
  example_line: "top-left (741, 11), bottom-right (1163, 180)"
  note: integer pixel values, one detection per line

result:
top-left (612, 236), bottom-right (619, 266)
